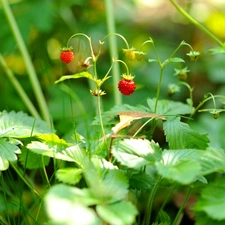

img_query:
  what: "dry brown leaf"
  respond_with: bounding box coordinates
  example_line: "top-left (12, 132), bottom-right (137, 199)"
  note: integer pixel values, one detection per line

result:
top-left (111, 111), bottom-right (166, 134)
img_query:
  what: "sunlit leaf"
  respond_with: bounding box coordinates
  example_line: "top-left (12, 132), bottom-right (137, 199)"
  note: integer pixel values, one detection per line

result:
top-left (112, 139), bottom-right (162, 169)
top-left (0, 111), bottom-right (53, 138)
top-left (96, 201), bottom-right (138, 225)
top-left (163, 117), bottom-right (209, 149)
top-left (55, 72), bottom-right (94, 84)
top-left (27, 134), bottom-right (82, 163)
top-left (0, 138), bottom-right (19, 171)
top-left (56, 168), bottom-right (83, 185)
top-left (45, 184), bottom-right (101, 225)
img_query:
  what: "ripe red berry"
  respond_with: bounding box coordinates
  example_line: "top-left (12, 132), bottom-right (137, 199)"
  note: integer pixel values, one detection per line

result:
top-left (60, 47), bottom-right (74, 64)
top-left (118, 76), bottom-right (136, 96)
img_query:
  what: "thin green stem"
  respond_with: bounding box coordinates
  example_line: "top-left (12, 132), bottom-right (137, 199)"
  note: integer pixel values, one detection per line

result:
top-left (170, 0), bottom-right (224, 48)
top-left (104, 0), bottom-right (122, 105)
top-left (172, 187), bottom-right (192, 225)
top-left (97, 95), bottom-right (105, 137)
top-left (114, 59), bottom-right (130, 75)
top-left (101, 33), bottom-right (130, 49)
top-left (10, 162), bottom-right (43, 200)
top-left (1, 0), bottom-right (51, 125)
top-left (154, 68), bottom-right (164, 113)
top-left (145, 176), bottom-right (161, 225)
top-left (0, 54), bottom-right (41, 118)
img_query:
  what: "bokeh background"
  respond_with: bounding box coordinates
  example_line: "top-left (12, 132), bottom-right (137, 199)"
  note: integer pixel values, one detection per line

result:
top-left (0, 0), bottom-right (225, 146)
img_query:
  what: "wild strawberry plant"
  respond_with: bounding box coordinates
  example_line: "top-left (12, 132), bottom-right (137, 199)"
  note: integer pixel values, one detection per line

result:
top-left (1, 0), bottom-right (225, 225)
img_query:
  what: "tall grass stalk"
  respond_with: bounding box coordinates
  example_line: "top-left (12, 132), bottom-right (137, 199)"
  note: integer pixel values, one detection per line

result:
top-left (1, 0), bottom-right (51, 125)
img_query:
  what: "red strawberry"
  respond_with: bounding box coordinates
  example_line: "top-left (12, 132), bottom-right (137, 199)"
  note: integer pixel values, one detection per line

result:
top-left (118, 74), bottom-right (136, 96)
top-left (60, 47), bottom-right (74, 64)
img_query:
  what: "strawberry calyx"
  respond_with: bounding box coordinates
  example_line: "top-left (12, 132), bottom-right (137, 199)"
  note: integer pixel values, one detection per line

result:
top-left (61, 46), bottom-right (73, 51)
top-left (121, 74), bottom-right (135, 81)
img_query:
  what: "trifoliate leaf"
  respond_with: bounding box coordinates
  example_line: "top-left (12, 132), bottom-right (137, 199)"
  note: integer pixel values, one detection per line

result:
top-left (0, 111), bottom-right (53, 138)
top-left (194, 178), bottom-right (225, 220)
top-left (96, 201), bottom-right (138, 225)
top-left (163, 117), bottom-right (209, 149)
top-left (45, 184), bottom-right (101, 225)
top-left (155, 149), bottom-right (202, 184)
top-left (147, 99), bottom-right (192, 115)
top-left (56, 168), bottom-right (82, 185)
top-left (112, 139), bottom-right (162, 169)
top-left (27, 134), bottom-right (83, 163)
top-left (0, 138), bottom-right (19, 171)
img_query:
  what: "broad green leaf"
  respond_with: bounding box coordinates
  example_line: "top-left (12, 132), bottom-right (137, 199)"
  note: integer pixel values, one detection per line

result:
top-left (129, 171), bottom-right (154, 190)
top-left (56, 168), bottom-right (83, 185)
top-left (96, 201), bottom-right (138, 225)
top-left (84, 161), bottom-right (129, 203)
top-left (0, 111), bottom-right (53, 138)
top-left (155, 149), bottom-right (202, 184)
top-left (45, 184), bottom-right (101, 225)
top-left (27, 134), bottom-right (83, 163)
top-left (0, 138), bottom-right (19, 171)
top-left (55, 72), bottom-right (94, 84)
top-left (163, 117), bottom-right (209, 149)
top-left (147, 99), bottom-right (192, 115)
top-left (112, 139), bottom-right (162, 169)
top-left (195, 212), bottom-right (225, 225)
top-left (194, 178), bottom-right (225, 220)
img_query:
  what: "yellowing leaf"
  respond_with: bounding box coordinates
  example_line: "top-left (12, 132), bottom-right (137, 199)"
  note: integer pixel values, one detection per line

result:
top-left (112, 111), bottom-right (166, 134)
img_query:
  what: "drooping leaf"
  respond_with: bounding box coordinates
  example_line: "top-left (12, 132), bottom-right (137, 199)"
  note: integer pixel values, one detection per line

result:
top-left (112, 139), bottom-right (162, 169)
top-left (45, 184), bottom-right (101, 225)
top-left (0, 138), bottom-right (19, 171)
top-left (27, 134), bottom-right (82, 163)
top-left (155, 149), bottom-right (203, 184)
top-left (56, 168), bottom-right (83, 185)
top-left (147, 99), bottom-right (192, 115)
top-left (55, 72), bottom-right (94, 84)
top-left (0, 111), bottom-right (53, 138)
top-left (194, 178), bottom-right (225, 220)
top-left (112, 111), bottom-right (165, 134)
top-left (96, 201), bottom-right (138, 225)
top-left (163, 117), bottom-right (209, 149)
top-left (195, 211), bottom-right (225, 225)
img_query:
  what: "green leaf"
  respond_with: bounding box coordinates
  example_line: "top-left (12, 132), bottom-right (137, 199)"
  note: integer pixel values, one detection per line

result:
top-left (45, 184), bottom-right (101, 225)
top-left (155, 149), bottom-right (202, 184)
top-left (19, 146), bottom-right (50, 169)
top-left (194, 178), bottom-right (225, 220)
top-left (168, 57), bottom-right (185, 63)
top-left (96, 201), bottom-right (138, 225)
top-left (147, 99), bottom-right (192, 115)
top-left (84, 161), bottom-right (129, 203)
top-left (0, 138), bottom-right (19, 171)
top-left (0, 111), bottom-right (53, 138)
top-left (148, 58), bottom-right (157, 63)
top-left (129, 171), bottom-right (154, 190)
top-left (163, 117), bottom-right (209, 149)
top-left (195, 212), bottom-right (225, 225)
top-left (27, 134), bottom-right (83, 163)
top-left (112, 139), bottom-right (162, 169)
top-left (55, 72), bottom-right (94, 84)
top-left (56, 168), bottom-right (83, 185)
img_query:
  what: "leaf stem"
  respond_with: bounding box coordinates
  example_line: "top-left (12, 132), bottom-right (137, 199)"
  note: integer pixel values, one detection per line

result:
top-left (104, 0), bottom-right (122, 105)
top-left (1, 0), bottom-right (51, 125)
top-left (10, 162), bottom-right (43, 200)
top-left (154, 68), bottom-right (164, 113)
top-left (170, 0), bottom-right (224, 48)
top-left (172, 187), bottom-right (192, 225)
top-left (145, 175), bottom-right (161, 225)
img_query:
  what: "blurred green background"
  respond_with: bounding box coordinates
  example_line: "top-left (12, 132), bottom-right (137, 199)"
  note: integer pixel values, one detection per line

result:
top-left (0, 0), bottom-right (225, 146)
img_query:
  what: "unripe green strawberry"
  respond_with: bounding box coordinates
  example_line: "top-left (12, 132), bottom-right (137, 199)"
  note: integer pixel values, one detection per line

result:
top-left (123, 48), bottom-right (136, 61)
top-left (118, 74), bottom-right (136, 96)
top-left (60, 47), bottom-right (74, 64)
